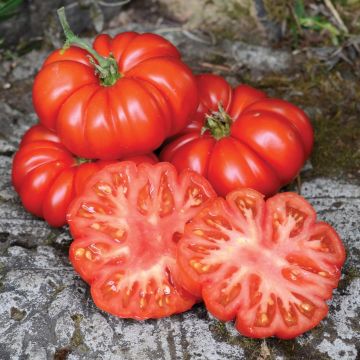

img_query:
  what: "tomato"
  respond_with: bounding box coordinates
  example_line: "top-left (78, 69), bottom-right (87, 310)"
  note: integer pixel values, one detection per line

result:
top-left (67, 162), bottom-right (216, 319)
top-left (177, 189), bottom-right (345, 339)
top-left (11, 125), bottom-right (157, 227)
top-left (33, 28), bottom-right (198, 159)
top-left (160, 74), bottom-right (314, 197)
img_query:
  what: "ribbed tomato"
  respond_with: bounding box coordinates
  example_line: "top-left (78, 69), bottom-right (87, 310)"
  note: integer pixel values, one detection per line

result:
top-left (177, 189), bottom-right (345, 339)
top-left (67, 162), bottom-right (216, 319)
top-left (161, 74), bottom-right (314, 197)
top-left (33, 9), bottom-right (198, 159)
top-left (11, 124), bottom-right (157, 227)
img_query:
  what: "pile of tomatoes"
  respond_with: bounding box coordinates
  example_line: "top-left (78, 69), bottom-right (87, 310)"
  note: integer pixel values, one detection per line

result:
top-left (11, 8), bottom-right (345, 340)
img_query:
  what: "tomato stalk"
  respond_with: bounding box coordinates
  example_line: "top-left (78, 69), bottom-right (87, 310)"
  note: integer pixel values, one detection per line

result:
top-left (201, 103), bottom-right (232, 140)
top-left (57, 7), bottom-right (121, 87)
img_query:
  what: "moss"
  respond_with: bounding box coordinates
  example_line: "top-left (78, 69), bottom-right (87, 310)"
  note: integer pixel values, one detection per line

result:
top-left (209, 320), bottom-right (270, 359)
top-left (268, 337), bottom-right (330, 360)
top-left (209, 316), bottom-right (337, 359)
top-left (44, 232), bottom-right (57, 245)
top-left (263, 0), bottom-right (289, 23)
top-left (218, 0), bottom-right (251, 20)
top-left (54, 347), bottom-right (71, 360)
top-left (205, 0), bottom-right (261, 42)
top-left (10, 307), bottom-right (26, 321)
top-left (208, 53), bottom-right (228, 65)
top-left (337, 266), bottom-right (360, 295)
top-left (70, 313), bottom-right (88, 352)
top-left (0, 262), bottom-right (5, 274)
top-left (52, 284), bottom-right (66, 298)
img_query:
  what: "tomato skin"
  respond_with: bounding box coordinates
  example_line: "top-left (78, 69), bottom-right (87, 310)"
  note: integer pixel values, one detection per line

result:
top-left (161, 74), bottom-right (314, 197)
top-left (11, 125), bottom-right (157, 227)
top-left (33, 32), bottom-right (198, 160)
top-left (177, 189), bottom-right (345, 339)
top-left (67, 162), bottom-right (216, 319)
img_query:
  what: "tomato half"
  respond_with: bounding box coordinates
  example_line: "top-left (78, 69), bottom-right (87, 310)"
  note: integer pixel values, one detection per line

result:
top-left (67, 162), bottom-right (216, 319)
top-left (33, 31), bottom-right (198, 159)
top-left (161, 74), bottom-right (314, 197)
top-left (11, 125), bottom-right (157, 227)
top-left (177, 189), bottom-right (345, 339)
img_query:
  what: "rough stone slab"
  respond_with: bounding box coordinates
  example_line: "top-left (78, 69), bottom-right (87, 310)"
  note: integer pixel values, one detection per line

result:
top-left (100, 23), bottom-right (294, 75)
top-left (0, 178), bottom-right (359, 360)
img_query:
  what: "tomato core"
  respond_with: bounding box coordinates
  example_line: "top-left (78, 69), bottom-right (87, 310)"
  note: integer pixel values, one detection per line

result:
top-left (202, 103), bottom-right (232, 140)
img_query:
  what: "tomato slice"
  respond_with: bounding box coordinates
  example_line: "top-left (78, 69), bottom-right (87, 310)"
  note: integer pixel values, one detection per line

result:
top-left (67, 162), bottom-right (216, 319)
top-left (177, 189), bottom-right (345, 339)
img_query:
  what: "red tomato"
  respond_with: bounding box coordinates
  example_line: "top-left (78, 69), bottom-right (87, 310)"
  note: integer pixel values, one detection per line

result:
top-left (11, 125), bottom-right (157, 227)
top-left (33, 32), bottom-right (198, 159)
top-left (177, 189), bottom-right (345, 339)
top-left (67, 162), bottom-right (216, 319)
top-left (160, 74), bottom-right (314, 197)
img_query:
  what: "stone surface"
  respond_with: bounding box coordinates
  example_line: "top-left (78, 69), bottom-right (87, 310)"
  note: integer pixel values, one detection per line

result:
top-left (0, 176), bottom-right (359, 360)
top-left (0, 0), bottom-right (128, 48)
top-left (155, 0), bottom-right (281, 44)
top-left (0, 8), bottom-right (359, 360)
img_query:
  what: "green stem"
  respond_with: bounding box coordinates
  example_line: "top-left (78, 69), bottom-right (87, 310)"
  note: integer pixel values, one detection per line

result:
top-left (75, 157), bottom-right (91, 166)
top-left (201, 103), bottom-right (232, 140)
top-left (57, 7), bottom-right (121, 86)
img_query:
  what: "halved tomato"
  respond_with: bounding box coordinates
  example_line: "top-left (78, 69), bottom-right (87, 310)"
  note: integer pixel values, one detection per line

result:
top-left (177, 189), bottom-right (345, 338)
top-left (67, 162), bottom-right (216, 319)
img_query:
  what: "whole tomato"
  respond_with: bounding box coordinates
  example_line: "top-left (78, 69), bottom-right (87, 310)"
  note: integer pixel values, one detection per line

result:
top-left (160, 74), bottom-right (314, 196)
top-left (32, 9), bottom-right (198, 160)
top-left (12, 124), bottom-right (158, 227)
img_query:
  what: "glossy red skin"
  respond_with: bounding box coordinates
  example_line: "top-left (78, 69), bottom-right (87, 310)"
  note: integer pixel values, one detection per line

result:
top-left (177, 189), bottom-right (346, 339)
top-left (161, 74), bottom-right (314, 197)
top-left (11, 124), bottom-right (157, 227)
top-left (33, 32), bottom-right (198, 159)
top-left (67, 162), bottom-right (216, 319)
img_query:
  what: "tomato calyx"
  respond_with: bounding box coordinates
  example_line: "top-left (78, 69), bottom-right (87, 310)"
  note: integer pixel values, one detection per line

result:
top-left (74, 157), bottom-right (92, 166)
top-left (57, 7), bottom-right (122, 87)
top-left (201, 103), bottom-right (232, 140)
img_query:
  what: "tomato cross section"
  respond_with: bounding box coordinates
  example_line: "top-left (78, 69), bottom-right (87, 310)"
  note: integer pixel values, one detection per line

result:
top-left (67, 162), bottom-right (216, 319)
top-left (177, 189), bottom-right (345, 338)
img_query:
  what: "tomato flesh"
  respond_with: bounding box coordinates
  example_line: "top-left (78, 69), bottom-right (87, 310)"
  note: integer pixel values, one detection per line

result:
top-left (67, 162), bottom-right (216, 319)
top-left (177, 189), bottom-right (345, 338)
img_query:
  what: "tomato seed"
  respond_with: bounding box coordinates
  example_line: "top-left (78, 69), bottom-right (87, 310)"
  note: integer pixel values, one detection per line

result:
top-left (190, 259), bottom-right (202, 270)
top-left (257, 313), bottom-right (269, 326)
top-left (139, 297), bottom-right (146, 309)
top-left (300, 302), bottom-right (312, 312)
top-left (318, 271), bottom-right (328, 277)
top-left (85, 250), bottom-right (93, 261)
top-left (157, 297), bottom-right (164, 307)
top-left (94, 182), bottom-right (113, 197)
top-left (74, 247), bottom-right (85, 259)
top-left (91, 223), bottom-right (101, 230)
top-left (284, 311), bottom-right (297, 326)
